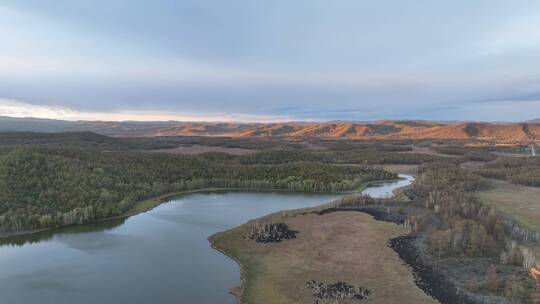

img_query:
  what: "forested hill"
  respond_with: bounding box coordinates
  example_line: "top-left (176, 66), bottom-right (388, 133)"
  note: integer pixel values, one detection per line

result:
top-left (0, 146), bottom-right (396, 234)
top-left (0, 131), bottom-right (177, 150)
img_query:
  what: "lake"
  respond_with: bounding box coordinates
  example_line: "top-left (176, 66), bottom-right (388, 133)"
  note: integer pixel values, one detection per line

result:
top-left (0, 174), bottom-right (413, 304)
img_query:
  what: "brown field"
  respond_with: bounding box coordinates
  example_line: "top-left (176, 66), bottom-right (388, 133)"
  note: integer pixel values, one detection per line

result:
top-left (478, 180), bottom-right (540, 231)
top-left (143, 144), bottom-right (256, 155)
top-left (400, 146), bottom-right (459, 158)
top-left (380, 164), bottom-right (419, 175)
top-left (210, 211), bottom-right (437, 304)
top-left (492, 151), bottom-right (530, 158)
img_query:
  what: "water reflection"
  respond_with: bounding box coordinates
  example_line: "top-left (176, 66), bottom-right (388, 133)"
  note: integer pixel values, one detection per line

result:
top-left (0, 177), bottom-right (413, 304)
top-left (0, 218), bottom-right (125, 247)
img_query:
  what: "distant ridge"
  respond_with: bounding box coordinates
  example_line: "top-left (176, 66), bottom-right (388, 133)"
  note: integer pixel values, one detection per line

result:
top-left (0, 116), bottom-right (76, 133)
top-left (0, 116), bottom-right (539, 144)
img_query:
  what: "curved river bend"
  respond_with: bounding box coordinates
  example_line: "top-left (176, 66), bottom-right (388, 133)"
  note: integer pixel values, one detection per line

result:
top-left (0, 174), bottom-right (413, 304)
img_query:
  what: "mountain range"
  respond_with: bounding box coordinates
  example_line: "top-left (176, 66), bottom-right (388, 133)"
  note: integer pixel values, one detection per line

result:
top-left (1, 116), bottom-right (539, 144)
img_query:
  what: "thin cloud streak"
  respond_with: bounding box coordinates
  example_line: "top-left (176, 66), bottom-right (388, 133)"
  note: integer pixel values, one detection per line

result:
top-left (0, 99), bottom-right (294, 122)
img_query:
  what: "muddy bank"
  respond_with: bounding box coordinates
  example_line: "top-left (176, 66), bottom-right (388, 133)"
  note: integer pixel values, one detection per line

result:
top-left (389, 235), bottom-right (478, 304)
top-left (316, 205), bottom-right (410, 224)
top-left (389, 234), bottom-right (517, 304)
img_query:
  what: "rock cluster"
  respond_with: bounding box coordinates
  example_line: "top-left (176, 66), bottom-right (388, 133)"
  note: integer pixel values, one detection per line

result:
top-left (247, 223), bottom-right (298, 243)
top-left (307, 280), bottom-right (370, 303)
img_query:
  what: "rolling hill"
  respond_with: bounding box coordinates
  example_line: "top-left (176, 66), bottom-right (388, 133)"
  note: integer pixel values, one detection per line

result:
top-left (0, 116), bottom-right (539, 143)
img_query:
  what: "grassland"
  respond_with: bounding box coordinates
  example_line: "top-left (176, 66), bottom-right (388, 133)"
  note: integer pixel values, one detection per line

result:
top-left (210, 210), bottom-right (437, 304)
top-left (478, 179), bottom-right (540, 232)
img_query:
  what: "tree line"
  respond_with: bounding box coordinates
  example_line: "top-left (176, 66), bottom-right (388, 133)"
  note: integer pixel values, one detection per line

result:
top-left (413, 164), bottom-right (540, 303)
top-left (0, 146), bottom-right (396, 233)
top-left (432, 145), bottom-right (497, 162)
top-left (238, 147), bottom-right (450, 166)
top-left (412, 163), bottom-right (505, 258)
top-left (475, 157), bottom-right (540, 187)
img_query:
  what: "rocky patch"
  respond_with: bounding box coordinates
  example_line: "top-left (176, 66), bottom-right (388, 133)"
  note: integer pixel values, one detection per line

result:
top-left (307, 280), bottom-right (370, 303)
top-left (247, 223), bottom-right (298, 243)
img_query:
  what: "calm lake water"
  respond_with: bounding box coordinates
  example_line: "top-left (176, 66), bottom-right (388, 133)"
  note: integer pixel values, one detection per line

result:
top-left (0, 174), bottom-right (412, 304)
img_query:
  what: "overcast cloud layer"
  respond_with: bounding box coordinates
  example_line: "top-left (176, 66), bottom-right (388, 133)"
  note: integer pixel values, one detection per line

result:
top-left (1, 0), bottom-right (540, 122)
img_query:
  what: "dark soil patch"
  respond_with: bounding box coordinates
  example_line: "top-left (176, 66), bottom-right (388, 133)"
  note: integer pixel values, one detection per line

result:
top-left (316, 206), bottom-right (406, 224)
top-left (389, 235), bottom-right (478, 304)
top-left (315, 206), bottom-right (510, 303)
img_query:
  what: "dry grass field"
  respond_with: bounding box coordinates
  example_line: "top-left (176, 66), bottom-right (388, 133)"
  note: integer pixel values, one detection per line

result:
top-left (210, 211), bottom-right (437, 304)
top-left (478, 180), bottom-right (540, 231)
top-left (380, 164), bottom-right (419, 175)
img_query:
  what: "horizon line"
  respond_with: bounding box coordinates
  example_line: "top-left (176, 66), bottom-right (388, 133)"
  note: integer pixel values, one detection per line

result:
top-left (0, 115), bottom-right (538, 125)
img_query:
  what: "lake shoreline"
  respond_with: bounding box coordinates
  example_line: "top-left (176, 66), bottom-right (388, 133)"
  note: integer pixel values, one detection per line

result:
top-left (0, 188), bottom-right (347, 303)
top-left (0, 179), bottom-right (397, 241)
top-left (209, 238), bottom-right (247, 301)
top-left (209, 175), bottom-right (415, 304)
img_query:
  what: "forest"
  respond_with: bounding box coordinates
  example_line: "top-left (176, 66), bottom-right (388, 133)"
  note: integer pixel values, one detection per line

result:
top-left (475, 157), bottom-right (540, 187)
top-left (431, 146), bottom-right (497, 162)
top-left (413, 163), bottom-right (504, 258)
top-left (0, 131), bottom-right (178, 150)
top-left (1, 131), bottom-right (538, 302)
top-left (238, 146), bottom-right (447, 165)
top-left (411, 163), bottom-right (540, 302)
top-left (0, 146), bottom-right (395, 233)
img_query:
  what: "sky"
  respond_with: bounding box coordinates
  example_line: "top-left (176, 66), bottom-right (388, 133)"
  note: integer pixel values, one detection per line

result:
top-left (1, 0), bottom-right (540, 122)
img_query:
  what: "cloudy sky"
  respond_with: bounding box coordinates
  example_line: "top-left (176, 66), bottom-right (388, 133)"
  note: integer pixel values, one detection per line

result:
top-left (1, 0), bottom-right (540, 122)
